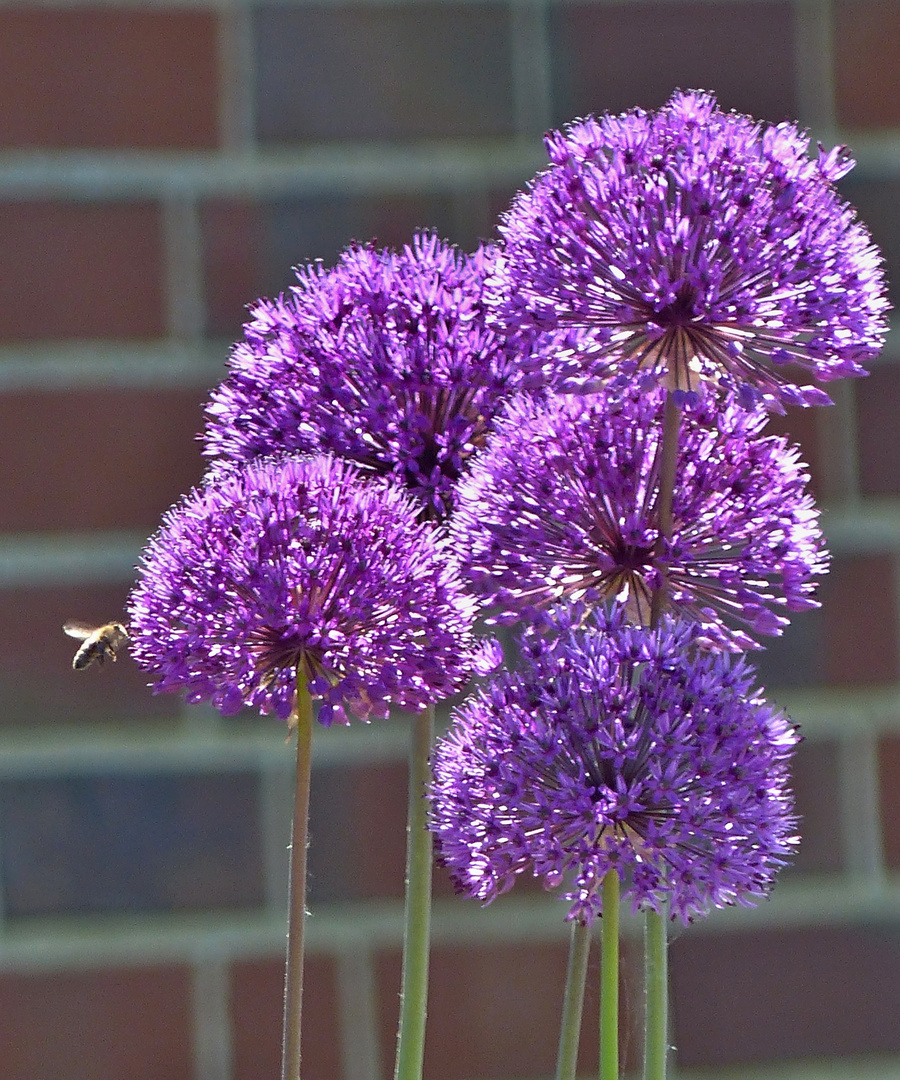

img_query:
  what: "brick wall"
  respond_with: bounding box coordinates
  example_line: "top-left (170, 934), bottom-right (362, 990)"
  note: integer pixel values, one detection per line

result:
top-left (1, 1), bottom-right (898, 1078)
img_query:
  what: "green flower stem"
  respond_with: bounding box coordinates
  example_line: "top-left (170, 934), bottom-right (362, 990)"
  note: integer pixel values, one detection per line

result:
top-left (281, 668), bottom-right (314, 1080)
top-left (393, 704), bottom-right (435, 1080)
top-left (555, 919), bottom-right (592, 1080)
top-left (600, 869), bottom-right (620, 1080)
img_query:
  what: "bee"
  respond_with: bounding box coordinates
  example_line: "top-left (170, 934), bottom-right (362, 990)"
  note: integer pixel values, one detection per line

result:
top-left (63, 620), bottom-right (130, 671)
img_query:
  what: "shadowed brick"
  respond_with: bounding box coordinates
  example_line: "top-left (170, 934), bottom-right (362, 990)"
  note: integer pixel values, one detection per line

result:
top-left (671, 925), bottom-right (900, 1065)
top-left (0, 772), bottom-right (265, 915)
top-left (835, 1), bottom-right (900, 129)
top-left (0, 965), bottom-right (193, 1080)
top-left (231, 955), bottom-right (341, 1080)
top-left (837, 177), bottom-right (900, 311)
top-left (878, 736), bottom-right (900, 869)
top-left (0, 388), bottom-right (206, 532)
top-left (0, 9), bottom-right (219, 149)
top-left (0, 201), bottom-right (165, 340)
top-left (255, 4), bottom-right (514, 143)
top-left (788, 739), bottom-right (844, 874)
top-left (549, 1), bottom-right (796, 125)
top-left (856, 363), bottom-right (900, 497)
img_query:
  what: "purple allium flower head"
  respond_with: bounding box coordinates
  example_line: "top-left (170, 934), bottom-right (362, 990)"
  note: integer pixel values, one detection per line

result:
top-left (430, 605), bottom-right (800, 924)
top-left (126, 454), bottom-right (492, 726)
top-left (203, 232), bottom-right (530, 520)
top-left (490, 90), bottom-right (889, 411)
top-left (452, 387), bottom-right (827, 648)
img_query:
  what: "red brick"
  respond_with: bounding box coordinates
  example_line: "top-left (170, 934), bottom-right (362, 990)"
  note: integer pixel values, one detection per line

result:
top-left (821, 554), bottom-right (900, 685)
top-left (835, 2), bottom-right (900, 129)
top-left (231, 955), bottom-right (341, 1080)
top-left (0, 201), bottom-right (165, 340)
top-left (0, 9), bottom-right (219, 149)
top-left (377, 939), bottom-right (616, 1080)
top-left (790, 740), bottom-right (843, 873)
top-left (550, 1), bottom-right (796, 125)
top-left (201, 200), bottom-right (265, 339)
top-left (0, 965), bottom-right (193, 1080)
top-left (671, 926), bottom-right (900, 1065)
top-left (856, 364), bottom-right (900, 496)
top-left (878, 736), bottom-right (900, 869)
top-left (353, 760), bottom-right (408, 899)
top-left (0, 583), bottom-right (179, 727)
top-left (0, 388), bottom-right (206, 532)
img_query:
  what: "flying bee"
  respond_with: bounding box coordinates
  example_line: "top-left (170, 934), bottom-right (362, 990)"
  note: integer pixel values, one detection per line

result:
top-left (63, 620), bottom-right (130, 671)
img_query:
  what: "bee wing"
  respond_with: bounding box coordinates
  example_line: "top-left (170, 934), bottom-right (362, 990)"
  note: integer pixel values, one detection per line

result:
top-left (63, 620), bottom-right (95, 642)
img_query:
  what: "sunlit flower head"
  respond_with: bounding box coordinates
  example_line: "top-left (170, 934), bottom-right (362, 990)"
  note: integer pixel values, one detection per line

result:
top-left (430, 605), bottom-right (800, 924)
top-left (203, 232), bottom-right (531, 520)
top-left (452, 387), bottom-right (827, 648)
top-left (126, 454), bottom-right (493, 726)
top-left (490, 90), bottom-right (889, 410)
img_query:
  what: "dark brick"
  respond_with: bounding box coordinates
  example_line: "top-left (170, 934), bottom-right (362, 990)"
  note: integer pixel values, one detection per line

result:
top-left (0, 201), bottom-right (165, 340)
top-left (879, 736), bottom-right (900, 870)
top-left (789, 740), bottom-right (844, 874)
top-left (0, 388), bottom-right (206, 532)
top-left (835, 1), bottom-right (900, 129)
top-left (0, 772), bottom-right (265, 916)
top-left (856, 364), bottom-right (900, 497)
top-left (231, 955), bottom-right (341, 1080)
top-left (763, 404), bottom-right (822, 503)
top-left (550, 1), bottom-right (796, 126)
top-left (671, 925), bottom-right (900, 1065)
top-left (0, 9), bottom-right (219, 149)
top-left (0, 583), bottom-right (179, 728)
top-left (0, 965), bottom-right (193, 1080)
top-left (255, 4), bottom-right (515, 143)
top-left (261, 195), bottom-right (472, 298)
top-left (837, 176), bottom-right (900, 312)
top-left (821, 553), bottom-right (899, 685)
top-left (753, 608), bottom-right (825, 690)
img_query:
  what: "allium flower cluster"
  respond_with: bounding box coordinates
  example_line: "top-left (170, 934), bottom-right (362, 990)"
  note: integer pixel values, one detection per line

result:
top-left (430, 606), bottom-right (800, 925)
top-left (204, 232), bottom-right (529, 520)
top-left (126, 454), bottom-right (489, 726)
top-left (452, 387), bottom-right (826, 647)
top-left (490, 90), bottom-right (889, 410)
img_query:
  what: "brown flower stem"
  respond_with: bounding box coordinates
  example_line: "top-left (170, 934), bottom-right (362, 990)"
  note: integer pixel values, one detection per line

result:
top-left (650, 391), bottom-right (682, 627)
top-left (281, 667), bottom-right (314, 1080)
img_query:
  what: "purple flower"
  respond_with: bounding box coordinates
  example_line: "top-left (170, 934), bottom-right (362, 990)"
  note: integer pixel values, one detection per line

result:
top-left (490, 90), bottom-right (889, 410)
top-left (203, 232), bottom-right (529, 520)
top-left (452, 387), bottom-right (827, 648)
top-left (126, 454), bottom-right (490, 726)
top-left (430, 606), bottom-right (800, 924)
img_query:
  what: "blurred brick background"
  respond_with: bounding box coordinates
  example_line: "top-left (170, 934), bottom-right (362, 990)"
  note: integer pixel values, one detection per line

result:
top-left (1, 1), bottom-right (899, 1078)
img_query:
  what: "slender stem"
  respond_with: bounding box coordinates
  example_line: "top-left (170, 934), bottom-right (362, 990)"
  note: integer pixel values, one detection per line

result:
top-left (393, 704), bottom-right (435, 1080)
top-left (599, 870), bottom-right (620, 1080)
top-left (650, 393), bottom-right (682, 626)
top-left (643, 389), bottom-right (679, 1080)
top-left (281, 668), bottom-right (314, 1080)
top-left (555, 920), bottom-right (592, 1080)
top-left (643, 907), bottom-right (668, 1080)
